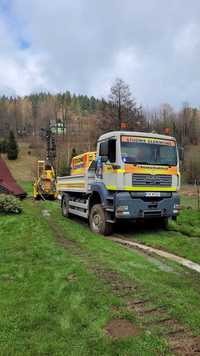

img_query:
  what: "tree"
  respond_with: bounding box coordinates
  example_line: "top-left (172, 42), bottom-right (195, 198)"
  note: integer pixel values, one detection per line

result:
top-left (184, 146), bottom-right (200, 184)
top-left (109, 78), bottom-right (137, 129)
top-left (0, 138), bottom-right (7, 154)
top-left (7, 131), bottom-right (18, 160)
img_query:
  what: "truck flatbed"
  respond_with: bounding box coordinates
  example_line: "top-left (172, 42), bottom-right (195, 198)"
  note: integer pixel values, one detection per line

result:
top-left (57, 171), bottom-right (95, 194)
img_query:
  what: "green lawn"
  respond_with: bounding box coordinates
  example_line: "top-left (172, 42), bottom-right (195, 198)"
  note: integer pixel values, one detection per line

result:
top-left (181, 194), bottom-right (198, 210)
top-left (1, 197), bottom-right (200, 355)
top-left (18, 180), bottom-right (33, 196)
top-left (129, 195), bottom-right (200, 264)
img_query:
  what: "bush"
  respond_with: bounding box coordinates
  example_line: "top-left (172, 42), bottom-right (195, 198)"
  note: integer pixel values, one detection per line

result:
top-left (7, 131), bottom-right (18, 160)
top-left (0, 194), bottom-right (22, 214)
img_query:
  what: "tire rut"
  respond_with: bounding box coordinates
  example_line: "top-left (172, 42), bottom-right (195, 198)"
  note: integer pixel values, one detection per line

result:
top-left (45, 213), bottom-right (200, 355)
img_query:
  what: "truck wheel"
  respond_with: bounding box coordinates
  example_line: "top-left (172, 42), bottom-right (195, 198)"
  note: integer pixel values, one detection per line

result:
top-left (62, 194), bottom-right (71, 218)
top-left (89, 204), bottom-right (113, 236)
top-left (159, 217), bottom-right (169, 229)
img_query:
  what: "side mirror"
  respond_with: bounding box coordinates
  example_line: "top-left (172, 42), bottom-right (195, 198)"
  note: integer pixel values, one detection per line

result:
top-left (178, 147), bottom-right (184, 161)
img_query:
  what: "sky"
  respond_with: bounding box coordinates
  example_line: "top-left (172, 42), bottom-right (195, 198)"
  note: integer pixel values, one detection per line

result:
top-left (0, 0), bottom-right (200, 108)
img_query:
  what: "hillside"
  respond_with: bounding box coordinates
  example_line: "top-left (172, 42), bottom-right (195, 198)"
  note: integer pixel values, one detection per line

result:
top-left (1, 142), bottom-right (39, 182)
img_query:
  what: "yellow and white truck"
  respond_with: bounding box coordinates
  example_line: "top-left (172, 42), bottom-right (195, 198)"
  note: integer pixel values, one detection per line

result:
top-left (57, 131), bottom-right (181, 235)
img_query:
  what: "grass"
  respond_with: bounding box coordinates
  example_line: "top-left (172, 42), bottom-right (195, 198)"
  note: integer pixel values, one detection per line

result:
top-left (1, 195), bottom-right (200, 355)
top-left (130, 195), bottom-right (200, 264)
top-left (1, 180), bottom-right (200, 355)
top-left (2, 142), bottom-right (39, 182)
top-left (47, 201), bottom-right (200, 331)
top-left (18, 180), bottom-right (33, 196)
top-left (181, 194), bottom-right (198, 209)
top-left (0, 200), bottom-right (170, 355)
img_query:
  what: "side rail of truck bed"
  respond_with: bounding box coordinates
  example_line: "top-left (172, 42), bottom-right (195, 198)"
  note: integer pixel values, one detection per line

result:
top-left (57, 170), bottom-right (95, 194)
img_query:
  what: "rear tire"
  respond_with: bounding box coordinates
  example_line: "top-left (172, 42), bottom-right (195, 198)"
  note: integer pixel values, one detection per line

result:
top-left (62, 194), bottom-right (71, 218)
top-left (89, 204), bottom-right (113, 236)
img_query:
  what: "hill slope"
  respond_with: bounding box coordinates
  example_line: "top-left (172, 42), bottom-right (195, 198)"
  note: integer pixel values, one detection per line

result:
top-left (2, 142), bottom-right (39, 182)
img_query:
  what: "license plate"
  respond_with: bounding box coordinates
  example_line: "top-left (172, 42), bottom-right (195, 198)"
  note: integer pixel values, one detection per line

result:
top-left (145, 192), bottom-right (161, 197)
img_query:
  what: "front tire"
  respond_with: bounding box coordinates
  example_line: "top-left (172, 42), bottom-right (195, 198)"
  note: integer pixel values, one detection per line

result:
top-left (89, 204), bottom-right (113, 236)
top-left (159, 217), bottom-right (169, 229)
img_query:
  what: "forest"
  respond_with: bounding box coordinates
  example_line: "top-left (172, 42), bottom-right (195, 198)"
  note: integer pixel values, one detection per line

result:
top-left (0, 78), bottom-right (200, 182)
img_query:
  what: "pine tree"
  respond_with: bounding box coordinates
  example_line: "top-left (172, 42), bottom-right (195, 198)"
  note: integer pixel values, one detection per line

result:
top-left (7, 131), bottom-right (18, 160)
top-left (0, 138), bottom-right (7, 154)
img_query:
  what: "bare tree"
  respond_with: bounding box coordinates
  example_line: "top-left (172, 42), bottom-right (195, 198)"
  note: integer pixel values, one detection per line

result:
top-left (109, 78), bottom-right (137, 129)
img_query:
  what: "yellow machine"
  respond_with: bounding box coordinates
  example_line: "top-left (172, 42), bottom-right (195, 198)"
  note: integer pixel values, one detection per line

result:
top-left (33, 160), bottom-right (57, 200)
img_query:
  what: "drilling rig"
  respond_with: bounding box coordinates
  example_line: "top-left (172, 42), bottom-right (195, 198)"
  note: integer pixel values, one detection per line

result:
top-left (33, 124), bottom-right (57, 200)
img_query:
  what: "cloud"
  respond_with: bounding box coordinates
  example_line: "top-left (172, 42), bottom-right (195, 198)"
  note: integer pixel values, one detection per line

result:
top-left (0, 9), bottom-right (49, 96)
top-left (173, 23), bottom-right (200, 57)
top-left (0, 0), bottom-right (200, 107)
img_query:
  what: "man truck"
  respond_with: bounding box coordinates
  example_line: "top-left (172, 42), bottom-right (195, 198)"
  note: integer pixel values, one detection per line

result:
top-left (57, 131), bottom-right (180, 235)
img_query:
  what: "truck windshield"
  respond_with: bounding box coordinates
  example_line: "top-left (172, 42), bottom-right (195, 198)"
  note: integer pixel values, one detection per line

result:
top-left (121, 136), bottom-right (177, 166)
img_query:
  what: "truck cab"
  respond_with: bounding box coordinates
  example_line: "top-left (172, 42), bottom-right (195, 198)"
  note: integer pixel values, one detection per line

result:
top-left (58, 131), bottom-right (180, 235)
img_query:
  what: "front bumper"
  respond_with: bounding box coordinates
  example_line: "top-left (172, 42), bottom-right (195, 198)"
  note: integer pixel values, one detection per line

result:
top-left (115, 191), bottom-right (180, 219)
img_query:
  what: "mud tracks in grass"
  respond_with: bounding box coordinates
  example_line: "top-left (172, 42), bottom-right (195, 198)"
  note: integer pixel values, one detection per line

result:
top-left (94, 267), bottom-right (137, 297)
top-left (126, 299), bottom-right (200, 355)
top-left (105, 318), bottom-right (140, 339)
top-left (46, 215), bottom-right (200, 355)
top-left (94, 266), bottom-right (200, 355)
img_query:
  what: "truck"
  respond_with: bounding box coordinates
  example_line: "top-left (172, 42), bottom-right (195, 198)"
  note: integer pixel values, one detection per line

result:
top-left (57, 131), bottom-right (181, 235)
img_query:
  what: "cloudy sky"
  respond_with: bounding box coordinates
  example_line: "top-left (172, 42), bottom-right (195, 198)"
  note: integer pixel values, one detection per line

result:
top-left (0, 0), bottom-right (200, 108)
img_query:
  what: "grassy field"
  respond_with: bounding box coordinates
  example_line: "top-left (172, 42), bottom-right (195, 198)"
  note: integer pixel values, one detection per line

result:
top-left (1, 189), bottom-right (200, 355)
top-left (122, 194), bottom-right (200, 264)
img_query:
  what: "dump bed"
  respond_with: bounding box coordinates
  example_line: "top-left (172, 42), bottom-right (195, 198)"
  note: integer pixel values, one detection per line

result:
top-left (71, 152), bottom-right (96, 175)
top-left (57, 151), bottom-right (96, 194)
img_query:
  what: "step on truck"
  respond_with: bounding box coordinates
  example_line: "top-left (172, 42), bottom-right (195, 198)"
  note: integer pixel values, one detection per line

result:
top-left (57, 131), bottom-right (181, 235)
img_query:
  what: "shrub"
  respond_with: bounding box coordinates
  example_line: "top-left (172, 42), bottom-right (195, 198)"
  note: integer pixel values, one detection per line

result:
top-left (0, 194), bottom-right (22, 214)
top-left (7, 131), bottom-right (18, 160)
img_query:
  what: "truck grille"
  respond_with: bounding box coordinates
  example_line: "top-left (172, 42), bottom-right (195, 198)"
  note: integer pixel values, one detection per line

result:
top-left (132, 174), bottom-right (172, 187)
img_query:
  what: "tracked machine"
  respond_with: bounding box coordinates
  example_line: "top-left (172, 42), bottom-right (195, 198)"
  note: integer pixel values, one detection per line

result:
top-left (57, 131), bottom-right (181, 235)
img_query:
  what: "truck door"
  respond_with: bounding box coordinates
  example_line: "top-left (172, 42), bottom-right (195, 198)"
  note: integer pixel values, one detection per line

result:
top-left (99, 139), bottom-right (117, 190)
